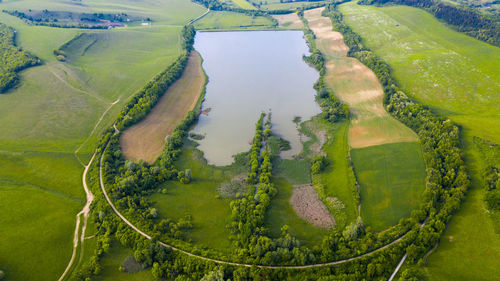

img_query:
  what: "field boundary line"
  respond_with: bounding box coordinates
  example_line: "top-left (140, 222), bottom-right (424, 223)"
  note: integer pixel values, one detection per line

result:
top-left (189, 8), bottom-right (210, 25)
top-left (99, 141), bottom-right (409, 269)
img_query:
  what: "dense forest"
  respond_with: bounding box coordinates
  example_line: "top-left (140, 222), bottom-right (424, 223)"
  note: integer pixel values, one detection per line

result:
top-left (0, 23), bottom-right (39, 93)
top-left (360, 0), bottom-right (500, 46)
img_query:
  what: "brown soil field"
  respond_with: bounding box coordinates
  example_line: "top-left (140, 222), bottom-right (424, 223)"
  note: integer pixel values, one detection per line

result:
top-left (120, 51), bottom-right (206, 163)
top-left (272, 13), bottom-right (303, 29)
top-left (291, 184), bottom-right (335, 228)
top-left (304, 8), bottom-right (417, 148)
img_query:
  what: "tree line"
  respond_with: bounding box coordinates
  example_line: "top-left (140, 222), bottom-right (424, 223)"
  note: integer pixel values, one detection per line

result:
top-left (0, 23), bottom-right (39, 93)
top-left (322, 3), bottom-right (470, 278)
top-left (359, 0), bottom-right (500, 47)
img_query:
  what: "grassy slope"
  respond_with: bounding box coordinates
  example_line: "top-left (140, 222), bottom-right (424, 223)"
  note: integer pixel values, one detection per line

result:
top-left (0, 187), bottom-right (80, 281)
top-left (340, 2), bottom-right (500, 280)
top-left (0, 0), bottom-right (206, 279)
top-left (340, 2), bottom-right (500, 144)
top-left (194, 11), bottom-right (274, 30)
top-left (351, 142), bottom-right (426, 231)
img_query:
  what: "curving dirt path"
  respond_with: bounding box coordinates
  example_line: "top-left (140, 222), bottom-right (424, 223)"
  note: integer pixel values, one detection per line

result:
top-left (58, 153), bottom-right (96, 281)
top-left (98, 141), bottom-right (409, 269)
top-left (74, 98), bottom-right (120, 166)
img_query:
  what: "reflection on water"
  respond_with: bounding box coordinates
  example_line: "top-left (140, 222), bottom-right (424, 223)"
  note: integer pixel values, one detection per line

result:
top-left (192, 31), bottom-right (320, 165)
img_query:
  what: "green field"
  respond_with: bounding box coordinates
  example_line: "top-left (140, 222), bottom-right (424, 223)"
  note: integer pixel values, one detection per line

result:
top-left (194, 10), bottom-right (274, 30)
top-left (340, 2), bottom-right (500, 144)
top-left (422, 133), bottom-right (500, 281)
top-left (340, 2), bottom-right (500, 279)
top-left (231, 0), bottom-right (257, 10)
top-left (351, 142), bottom-right (426, 231)
top-left (149, 148), bottom-right (243, 253)
top-left (94, 241), bottom-right (154, 281)
top-left (0, 0), bottom-right (206, 279)
top-left (316, 120), bottom-right (359, 228)
top-left (0, 187), bottom-right (80, 281)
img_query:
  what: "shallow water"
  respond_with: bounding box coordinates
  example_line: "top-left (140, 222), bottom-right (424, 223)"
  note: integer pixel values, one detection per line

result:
top-left (192, 31), bottom-right (320, 165)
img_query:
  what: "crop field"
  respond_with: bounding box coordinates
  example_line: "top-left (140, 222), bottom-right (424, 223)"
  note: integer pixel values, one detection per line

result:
top-left (340, 2), bottom-right (500, 144)
top-left (303, 7), bottom-right (425, 231)
top-left (351, 142), bottom-right (426, 231)
top-left (120, 51), bottom-right (206, 163)
top-left (303, 7), bottom-right (418, 149)
top-left (194, 11), bottom-right (275, 30)
top-left (339, 2), bottom-right (500, 279)
top-left (272, 12), bottom-right (303, 29)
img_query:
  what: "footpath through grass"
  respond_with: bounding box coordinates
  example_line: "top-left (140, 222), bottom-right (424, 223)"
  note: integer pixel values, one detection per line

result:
top-left (351, 142), bottom-right (426, 231)
top-left (0, 0), bottom-right (207, 279)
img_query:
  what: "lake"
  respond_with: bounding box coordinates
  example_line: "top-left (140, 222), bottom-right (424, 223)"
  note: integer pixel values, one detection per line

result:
top-left (192, 30), bottom-right (320, 165)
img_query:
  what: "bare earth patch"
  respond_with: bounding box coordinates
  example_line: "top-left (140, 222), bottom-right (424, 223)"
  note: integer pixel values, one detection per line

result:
top-left (291, 184), bottom-right (335, 228)
top-left (272, 13), bottom-right (303, 29)
top-left (120, 51), bottom-right (205, 163)
top-left (304, 8), bottom-right (417, 148)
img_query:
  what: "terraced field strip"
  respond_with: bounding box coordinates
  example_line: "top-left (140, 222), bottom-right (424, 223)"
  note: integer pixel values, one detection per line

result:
top-left (303, 7), bottom-right (417, 148)
top-left (120, 51), bottom-right (206, 163)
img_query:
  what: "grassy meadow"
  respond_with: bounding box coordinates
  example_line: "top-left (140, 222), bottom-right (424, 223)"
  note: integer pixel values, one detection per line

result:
top-left (230, 0), bottom-right (257, 10)
top-left (340, 2), bottom-right (500, 279)
top-left (351, 142), bottom-right (426, 231)
top-left (194, 11), bottom-right (275, 30)
top-left (0, 0), bottom-right (207, 279)
top-left (340, 1), bottom-right (500, 144)
top-left (317, 120), bottom-right (359, 228)
top-left (94, 241), bottom-right (154, 281)
top-left (149, 147), bottom-right (245, 253)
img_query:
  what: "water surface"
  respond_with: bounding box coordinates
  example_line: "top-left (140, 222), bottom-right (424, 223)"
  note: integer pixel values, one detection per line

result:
top-left (192, 31), bottom-right (320, 165)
